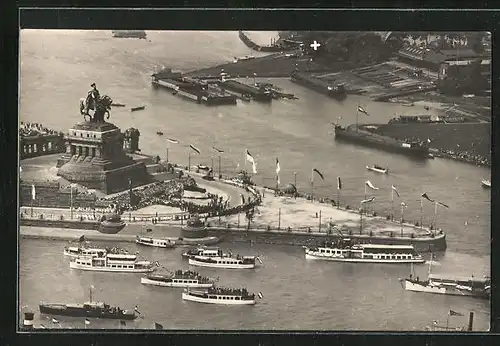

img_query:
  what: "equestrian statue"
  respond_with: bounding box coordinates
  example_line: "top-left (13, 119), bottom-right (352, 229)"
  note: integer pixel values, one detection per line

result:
top-left (80, 83), bottom-right (113, 123)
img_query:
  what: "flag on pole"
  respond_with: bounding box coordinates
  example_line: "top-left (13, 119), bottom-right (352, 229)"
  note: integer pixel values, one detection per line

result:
top-left (51, 318), bottom-right (59, 324)
top-left (312, 168), bottom-right (325, 181)
top-left (246, 150), bottom-right (255, 164)
top-left (134, 306), bottom-right (141, 314)
top-left (401, 202), bottom-right (408, 208)
top-left (258, 292), bottom-right (264, 299)
top-left (120, 320), bottom-right (126, 326)
top-left (39, 324), bottom-right (46, 329)
top-left (357, 106), bottom-right (369, 115)
top-left (78, 235), bottom-right (85, 242)
top-left (275, 158), bottom-right (280, 174)
top-left (391, 185), bottom-right (400, 197)
top-left (213, 146), bottom-right (224, 154)
top-left (154, 322), bottom-right (164, 330)
top-left (421, 192), bottom-right (435, 202)
top-left (337, 177), bottom-right (342, 190)
top-left (85, 319), bottom-right (90, 325)
top-left (31, 184), bottom-right (36, 200)
top-left (154, 261), bottom-right (161, 267)
top-left (436, 201), bottom-right (449, 208)
top-left (166, 138), bottom-right (179, 144)
top-left (189, 144), bottom-right (200, 154)
top-left (449, 310), bottom-right (463, 316)
top-left (361, 197), bottom-right (376, 204)
top-left (246, 150), bottom-right (257, 174)
top-left (365, 181), bottom-right (379, 190)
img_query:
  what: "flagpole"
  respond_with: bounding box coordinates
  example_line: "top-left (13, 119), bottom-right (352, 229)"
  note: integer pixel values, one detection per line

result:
top-left (420, 196), bottom-right (424, 230)
top-left (434, 201), bottom-right (438, 230)
top-left (364, 183), bottom-right (367, 215)
top-left (391, 188), bottom-right (394, 221)
top-left (356, 105), bottom-right (359, 132)
top-left (278, 207), bottom-right (281, 230)
top-left (337, 183), bottom-right (340, 209)
top-left (400, 204), bottom-right (404, 236)
top-left (218, 154), bottom-right (222, 180)
top-left (244, 149), bottom-right (247, 173)
top-left (359, 202), bottom-right (363, 234)
top-left (318, 210), bottom-right (322, 232)
top-left (294, 172), bottom-right (297, 199)
top-left (311, 168), bottom-right (314, 202)
top-left (166, 147), bottom-right (169, 164)
top-left (446, 314), bottom-right (450, 330)
top-left (188, 151), bottom-right (191, 172)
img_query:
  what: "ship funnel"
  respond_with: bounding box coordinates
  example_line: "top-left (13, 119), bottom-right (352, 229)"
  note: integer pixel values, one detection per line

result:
top-left (467, 311), bottom-right (474, 332)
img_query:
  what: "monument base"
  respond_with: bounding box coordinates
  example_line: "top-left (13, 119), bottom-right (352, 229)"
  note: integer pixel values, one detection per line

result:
top-left (57, 160), bottom-right (151, 194)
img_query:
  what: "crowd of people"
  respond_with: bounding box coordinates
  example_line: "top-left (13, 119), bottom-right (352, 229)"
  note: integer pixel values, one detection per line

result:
top-left (19, 122), bottom-right (62, 138)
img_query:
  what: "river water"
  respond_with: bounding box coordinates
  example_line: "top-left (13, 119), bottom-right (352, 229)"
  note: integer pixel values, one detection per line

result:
top-left (19, 30), bottom-right (491, 331)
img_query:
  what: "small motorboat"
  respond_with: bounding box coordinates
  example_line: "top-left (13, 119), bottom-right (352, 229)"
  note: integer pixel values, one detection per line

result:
top-left (111, 103), bottom-right (126, 107)
top-left (481, 179), bottom-right (491, 188)
top-left (131, 106), bottom-right (146, 112)
top-left (366, 165), bottom-right (388, 174)
top-left (156, 131), bottom-right (164, 136)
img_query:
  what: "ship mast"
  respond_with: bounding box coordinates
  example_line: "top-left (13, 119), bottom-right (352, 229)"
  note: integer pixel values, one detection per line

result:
top-left (89, 286), bottom-right (92, 303)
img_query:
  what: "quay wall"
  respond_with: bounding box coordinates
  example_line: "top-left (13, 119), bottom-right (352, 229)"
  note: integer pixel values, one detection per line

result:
top-left (202, 227), bottom-right (446, 252)
top-left (20, 218), bottom-right (99, 230)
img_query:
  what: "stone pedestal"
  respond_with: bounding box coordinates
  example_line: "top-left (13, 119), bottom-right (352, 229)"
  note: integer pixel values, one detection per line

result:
top-left (57, 121), bottom-right (151, 194)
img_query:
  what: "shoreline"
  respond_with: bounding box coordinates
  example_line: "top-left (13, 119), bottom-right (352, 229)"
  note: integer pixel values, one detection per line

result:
top-left (19, 163), bottom-right (447, 251)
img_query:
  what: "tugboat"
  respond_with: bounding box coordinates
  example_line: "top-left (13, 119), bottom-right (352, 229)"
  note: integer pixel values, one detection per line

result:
top-left (141, 269), bottom-right (216, 288)
top-left (303, 238), bottom-right (425, 264)
top-left (182, 286), bottom-right (260, 305)
top-left (188, 253), bottom-right (262, 269)
top-left (135, 235), bottom-right (176, 249)
top-left (70, 252), bottom-right (155, 273)
top-left (39, 286), bottom-right (138, 320)
top-left (401, 255), bottom-right (491, 299)
top-left (366, 164), bottom-right (388, 174)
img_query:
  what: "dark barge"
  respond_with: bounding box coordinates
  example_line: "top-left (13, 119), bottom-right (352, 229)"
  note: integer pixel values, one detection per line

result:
top-left (291, 72), bottom-right (347, 100)
top-left (334, 124), bottom-right (431, 159)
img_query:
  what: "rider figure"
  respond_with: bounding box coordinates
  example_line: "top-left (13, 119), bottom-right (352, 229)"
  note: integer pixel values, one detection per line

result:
top-left (86, 83), bottom-right (100, 114)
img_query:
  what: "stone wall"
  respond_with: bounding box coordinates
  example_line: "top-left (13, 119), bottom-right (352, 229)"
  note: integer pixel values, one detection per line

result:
top-left (20, 218), bottom-right (99, 230)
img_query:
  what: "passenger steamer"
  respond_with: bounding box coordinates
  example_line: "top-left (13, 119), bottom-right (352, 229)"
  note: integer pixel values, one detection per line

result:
top-left (181, 246), bottom-right (229, 259)
top-left (141, 270), bottom-right (215, 288)
top-left (182, 287), bottom-right (257, 305)
top-left (188, 254), bottom-right (262, 269)
top-left (402, 256), bottom-right (491, 299)
top-left (303, 239), bottom-right (425, 264)
top-left (135, 235), bottom-right (176, 248)
top-left (63, 244), bottom-right (128, 259)
top-left (39, 286), bottom-right (137, 320)
top-left (70, 253), bottom-right (154, 273)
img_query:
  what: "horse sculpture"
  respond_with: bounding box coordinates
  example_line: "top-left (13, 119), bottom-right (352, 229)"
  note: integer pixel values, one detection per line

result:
top-left (80, 94), bottom-right (113, 123)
